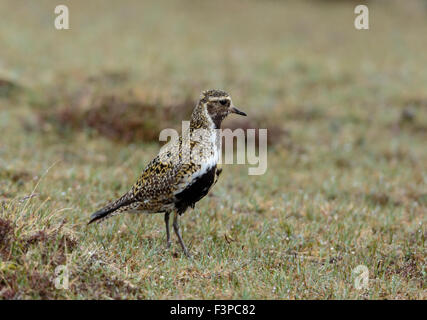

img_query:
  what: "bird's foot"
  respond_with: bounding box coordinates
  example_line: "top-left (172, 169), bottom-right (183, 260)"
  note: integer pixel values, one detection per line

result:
top-left (182, 248), bottom-right (192, 259)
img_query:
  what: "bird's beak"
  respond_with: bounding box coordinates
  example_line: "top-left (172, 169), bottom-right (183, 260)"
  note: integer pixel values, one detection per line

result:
top-left (230, 105), bottom-right (247, 116)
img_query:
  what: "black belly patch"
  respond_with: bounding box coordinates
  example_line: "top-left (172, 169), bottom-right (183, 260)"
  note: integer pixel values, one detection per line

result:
top-left (175, 165), bottom-right (216, 215)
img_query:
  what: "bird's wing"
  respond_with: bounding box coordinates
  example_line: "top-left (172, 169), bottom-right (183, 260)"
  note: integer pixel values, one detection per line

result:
top-left (130, 138), bottom-right (200, 204)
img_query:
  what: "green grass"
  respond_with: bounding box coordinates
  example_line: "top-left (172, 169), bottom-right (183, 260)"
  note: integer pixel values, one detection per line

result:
top-left (0, 0), bottom-right (426, 299)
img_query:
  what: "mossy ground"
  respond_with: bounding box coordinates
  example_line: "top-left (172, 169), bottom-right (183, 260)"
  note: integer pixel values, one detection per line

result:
top-left (0, 0), bottom-right (425, 299)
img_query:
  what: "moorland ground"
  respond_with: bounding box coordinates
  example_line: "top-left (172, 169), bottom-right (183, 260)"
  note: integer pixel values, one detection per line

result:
top-left (0, 0), bottom-right (426, 299)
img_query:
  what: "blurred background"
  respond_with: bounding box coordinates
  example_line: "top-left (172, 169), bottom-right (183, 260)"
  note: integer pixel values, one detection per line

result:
top-left (1, 0), bottom-right (427, 145)
top-left (0, 0), bottom-right (425, 299)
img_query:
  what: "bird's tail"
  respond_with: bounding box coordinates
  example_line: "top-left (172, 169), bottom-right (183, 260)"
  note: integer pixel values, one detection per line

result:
top-left (88, 193), bottom-right (133, 225)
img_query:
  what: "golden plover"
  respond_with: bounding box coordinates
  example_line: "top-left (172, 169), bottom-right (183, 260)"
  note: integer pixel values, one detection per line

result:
top-left (88, 89), bottom-right (247, 257)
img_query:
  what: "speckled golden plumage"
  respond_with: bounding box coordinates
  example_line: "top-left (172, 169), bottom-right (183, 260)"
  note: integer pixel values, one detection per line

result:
top-left (88, 89), bottom-right (247, 257)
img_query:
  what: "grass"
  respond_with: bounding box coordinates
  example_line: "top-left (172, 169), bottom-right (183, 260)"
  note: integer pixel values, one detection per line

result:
top-left (0, 0), bottom-right (426, 299)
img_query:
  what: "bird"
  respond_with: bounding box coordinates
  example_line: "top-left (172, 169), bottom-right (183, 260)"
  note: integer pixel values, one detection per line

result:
top-left (88, 89), bottom-right (247, 257)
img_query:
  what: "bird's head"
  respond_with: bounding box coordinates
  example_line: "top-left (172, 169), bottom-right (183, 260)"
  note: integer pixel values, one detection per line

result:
top-left (193, 89), bottom-right (247, 129)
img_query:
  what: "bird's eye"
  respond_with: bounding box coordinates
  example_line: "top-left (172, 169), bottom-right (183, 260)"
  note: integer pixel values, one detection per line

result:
top-left (219, 99), bottom-right (228, 106)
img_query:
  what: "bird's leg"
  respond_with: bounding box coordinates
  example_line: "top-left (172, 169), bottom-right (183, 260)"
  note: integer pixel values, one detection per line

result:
top-left (173, 211), bottom-right (190, 258)
top-left (164, 212), bottom-right (171, 249)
